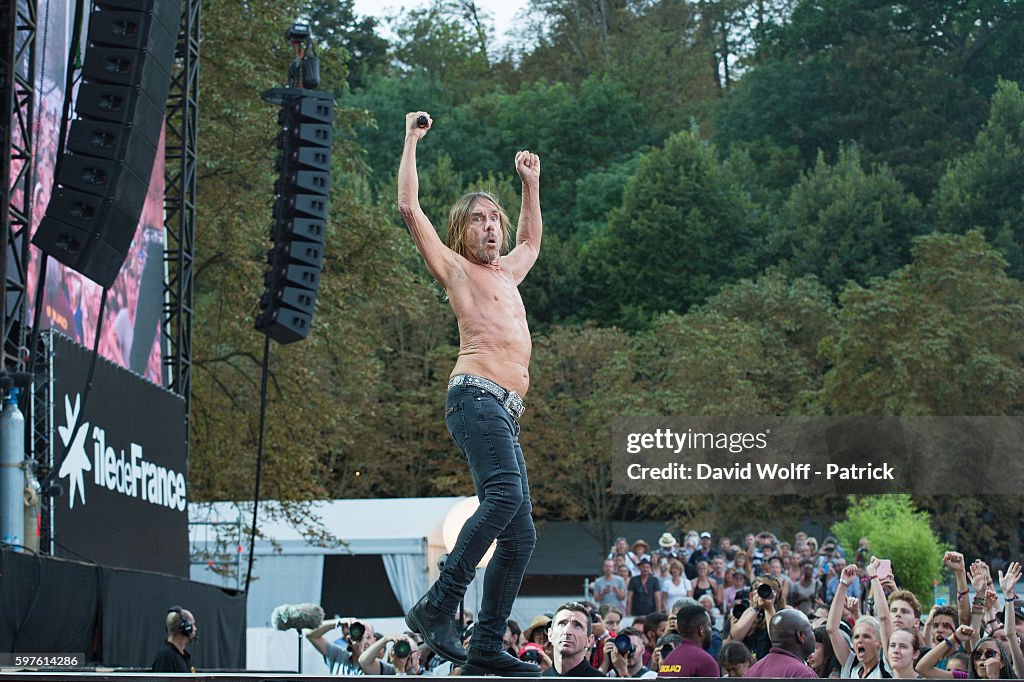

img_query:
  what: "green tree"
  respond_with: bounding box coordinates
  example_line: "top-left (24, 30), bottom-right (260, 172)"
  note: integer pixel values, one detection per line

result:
top-left (818, 231), bottom-right (1024, 416)
top-left (774, 146), bottom-right (926, 293)
top-left (932, 79), bottom-right (1024, 279)
top-left (716, 0), bottom-right (1024, 198)
top-left (581, 129), bottom-right (762, 329)
top-left (492, 76), bottom-right (655, 227)
top-left (304, 0), bottom-right (389, 92)
top-left (191, 0), bottom-right (436, 510)
top-left (524, 325), bottom-right (636, 548)
top-left (390, 1), bottom-right (492, 94)
top-left (833, 495), bottom-right (946, 607)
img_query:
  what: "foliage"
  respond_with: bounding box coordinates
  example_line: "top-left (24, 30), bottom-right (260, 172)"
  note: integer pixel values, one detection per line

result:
top-left (774, 146), bottom-right (926, 293)
top-left (304, 0), bottom-right (389, 92)
top-left (190, 0), bottom-right (1024, 559)
top-left (390, 1), bottom-right (492, 92)
top-left (716, 0), bottom-right (1024, 197)
top-left (581, 129), bottom-right (762, 329)
top-left (832, 495), bottom-right (947, 607)
top-left (932, 79), bottom-right (1024, 279)
top-left (523, 325), bottom-right (636, 548)
top-left (818, 231), bottom-right (1024, 416)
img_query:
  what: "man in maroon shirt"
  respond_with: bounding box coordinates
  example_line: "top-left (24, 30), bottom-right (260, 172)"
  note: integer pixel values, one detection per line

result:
top-left (658, 605), bottom-right (719, 678)
top-left (743, 608), bottom-right (817, 678)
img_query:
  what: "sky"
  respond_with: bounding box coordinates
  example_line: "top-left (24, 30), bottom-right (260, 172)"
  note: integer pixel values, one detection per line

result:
top-left (352, 0), bottom-right (531, 49)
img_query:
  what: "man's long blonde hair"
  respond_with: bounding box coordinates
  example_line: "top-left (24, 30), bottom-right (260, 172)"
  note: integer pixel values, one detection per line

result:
top-left (446, 191), bottom-right (513, 259)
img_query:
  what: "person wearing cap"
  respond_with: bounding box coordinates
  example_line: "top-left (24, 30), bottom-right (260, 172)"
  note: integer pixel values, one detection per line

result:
top-left (627, 558), bottom-right (663, 617)
top-left (593, 559), bottom-right (628, 611)
top-left (743, 608), bottom-right (817, 678)
top-left (688, 531), bottom-right (720, 569)
top-left (518, 643), bottom-right (553, 674)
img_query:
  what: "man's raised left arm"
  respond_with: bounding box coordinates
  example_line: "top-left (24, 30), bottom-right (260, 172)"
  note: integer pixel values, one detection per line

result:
top-left (505, 150), bottom-right (541, 283)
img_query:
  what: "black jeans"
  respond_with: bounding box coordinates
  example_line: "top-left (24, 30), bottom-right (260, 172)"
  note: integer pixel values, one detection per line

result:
top-left (426, 384), bottom-right (536, 652)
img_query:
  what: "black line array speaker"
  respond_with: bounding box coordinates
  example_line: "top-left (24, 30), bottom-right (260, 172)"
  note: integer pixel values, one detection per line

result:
top-left (33, 0), bottom-right (182, 288)
top-left (254, 89), bottom-right (334, 344)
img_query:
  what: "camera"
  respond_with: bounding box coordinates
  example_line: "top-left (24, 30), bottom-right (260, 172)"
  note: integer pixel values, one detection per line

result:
top-left (757, 583), bottom-right (774, 600)
top-left (285, 22), bottom-right (310, 43)
top-left (393, 639), bottom-right (411, 658)
top-left (349, 621), bottom-right (366, 641)
top-left (733, 599), bottom-right (750, 620)
top-left (521, 650), bottom-right (541, 664)
top-left (614, 634), bottom-right (635, 656)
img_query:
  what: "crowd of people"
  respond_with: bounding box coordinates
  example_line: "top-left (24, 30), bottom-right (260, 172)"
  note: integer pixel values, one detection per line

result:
top-left (293, 530), bottom-right (1022, 678)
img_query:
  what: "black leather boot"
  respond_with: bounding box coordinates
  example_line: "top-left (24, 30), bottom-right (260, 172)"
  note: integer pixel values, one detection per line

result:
top-left (405, 596), bottom-right (468, 664)
top-left (462, 647), bottom-right (541, 676)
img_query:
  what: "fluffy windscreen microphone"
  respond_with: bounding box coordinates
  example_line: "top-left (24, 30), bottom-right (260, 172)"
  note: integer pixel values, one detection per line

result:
top-left (272, 603), bottom-right (325, 631)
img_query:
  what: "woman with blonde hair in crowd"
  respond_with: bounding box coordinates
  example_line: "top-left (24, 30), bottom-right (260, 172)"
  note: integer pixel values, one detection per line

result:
top-left (828, 564), bottom-right (891, 678)
top-left (662, 560), bottom-right (691, 614)
top-left (690, 561), bottom-right (722, 607)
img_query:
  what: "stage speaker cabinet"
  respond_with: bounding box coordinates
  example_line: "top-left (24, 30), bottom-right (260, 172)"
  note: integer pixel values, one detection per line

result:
top-left (255, 89), bottom-right (334, 344)
top-left (33, 0), bottom-right (182, 288)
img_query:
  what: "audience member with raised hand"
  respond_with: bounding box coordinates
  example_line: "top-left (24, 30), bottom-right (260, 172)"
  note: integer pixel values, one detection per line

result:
top-left (863, 557), bottom-right (891, 634)
top-left (917, 623), bottom-right (974, 678)
top-left (728, 576), bottom-right (782, 660)
top-left (969, 560), bottom-right (995, 645)
top-left (307, 618), bottom-right (375, 675)
top-left (828, 563), bottom-right (891, 678)
top-left (998, 561), bottom-right (1023, 676)
top-left (357, 633), bottom-right (420, 675)
top-left (945, 552), bottom-right (972, 630)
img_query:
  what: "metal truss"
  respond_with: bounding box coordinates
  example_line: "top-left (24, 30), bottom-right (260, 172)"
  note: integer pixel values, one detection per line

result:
top-left (162, 0), bottom-right (199, 457)
top-left (0, 0), bottom-right (35, 375)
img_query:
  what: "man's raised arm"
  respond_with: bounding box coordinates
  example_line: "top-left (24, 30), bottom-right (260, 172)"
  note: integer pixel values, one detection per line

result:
top-left (397, 111), bottom-right (458, 283)
top-left (505, 150), bottom-right (542, 284)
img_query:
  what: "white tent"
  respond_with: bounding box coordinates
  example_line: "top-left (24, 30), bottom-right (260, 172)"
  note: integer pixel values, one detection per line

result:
top-left (189, 497), bottom-right (576, 671)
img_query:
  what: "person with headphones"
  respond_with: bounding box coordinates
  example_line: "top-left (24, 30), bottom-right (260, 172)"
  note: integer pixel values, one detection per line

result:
top-left (152, 605), bottom-right (198, 672)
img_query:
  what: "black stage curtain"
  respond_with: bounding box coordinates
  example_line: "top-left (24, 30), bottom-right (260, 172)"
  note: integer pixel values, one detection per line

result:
top-left (0, 549), bottom-right (246, 669)
top-left (0, 548), bottom-right (100, 656)
top-left (100, 565), bottom-right (247, 668)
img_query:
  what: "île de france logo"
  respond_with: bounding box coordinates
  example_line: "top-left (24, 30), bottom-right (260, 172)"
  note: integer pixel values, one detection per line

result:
top-left (57, 393), bottom-right (91, 509)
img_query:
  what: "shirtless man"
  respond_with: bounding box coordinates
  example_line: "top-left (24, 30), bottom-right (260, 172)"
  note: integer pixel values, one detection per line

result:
top-left (398, 111), bottom-right (542, 677)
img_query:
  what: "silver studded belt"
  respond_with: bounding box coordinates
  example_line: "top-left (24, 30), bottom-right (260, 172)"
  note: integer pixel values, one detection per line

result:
top-left (448, 374), bottom-right (525, 421)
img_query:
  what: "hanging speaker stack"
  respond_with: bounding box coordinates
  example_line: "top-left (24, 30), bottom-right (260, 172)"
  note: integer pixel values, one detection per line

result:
top-left (33, 0), bottom-right (181, 288)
